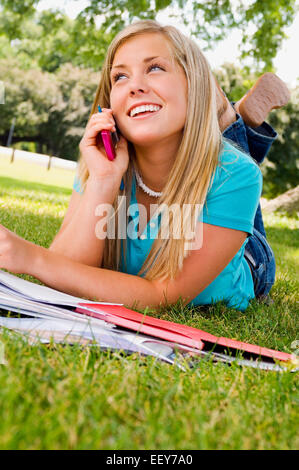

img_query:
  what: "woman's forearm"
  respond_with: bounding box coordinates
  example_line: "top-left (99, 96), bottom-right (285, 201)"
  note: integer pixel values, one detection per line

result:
top-left (32, 244), bottom-right (164, 309)
top-left (50, 176), bottom-right (121, 267)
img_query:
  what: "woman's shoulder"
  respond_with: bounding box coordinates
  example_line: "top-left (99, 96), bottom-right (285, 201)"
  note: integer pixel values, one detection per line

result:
top-left (218, 139), bottom-right (259, 168)
top-left (208, 139), bottom-right (262, 196)
top-left (218, 139), bottom-right (261, 176)
top-left (202, 139), bottom-right (263, 234)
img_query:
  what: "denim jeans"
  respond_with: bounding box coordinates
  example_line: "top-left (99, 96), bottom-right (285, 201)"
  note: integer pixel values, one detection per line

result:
top-left (223, 113), bottom-right (277, 299)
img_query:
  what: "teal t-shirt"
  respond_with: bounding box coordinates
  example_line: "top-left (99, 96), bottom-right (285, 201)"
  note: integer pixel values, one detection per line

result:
top-left (73, 141), bottom-right (262, 311)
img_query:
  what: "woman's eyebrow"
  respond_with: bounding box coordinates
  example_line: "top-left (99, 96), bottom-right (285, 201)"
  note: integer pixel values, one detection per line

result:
top-left (111, 56), bottom-right (167, 71)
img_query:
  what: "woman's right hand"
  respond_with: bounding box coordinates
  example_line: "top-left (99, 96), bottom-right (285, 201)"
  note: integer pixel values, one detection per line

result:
top-left (79, 108), bottom-right (129, 183)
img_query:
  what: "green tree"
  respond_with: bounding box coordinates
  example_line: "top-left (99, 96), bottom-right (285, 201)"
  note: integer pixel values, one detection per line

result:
top-left (0, 2), bottom-right (297, 191)
top-left (39, 63), bottom-right (99, 159)
top-left (266, 86), bottom-right (299, 197)
top-left (0, 0), bottom-right (298, 70)
top-left (0, 58), bottom-right (99, 159)
top-left (0, 0), bottom-right (38, 39)
top-left (0, 57), bottom-right (58, 146)
top-left (0, 10), bottom-right (114, 72)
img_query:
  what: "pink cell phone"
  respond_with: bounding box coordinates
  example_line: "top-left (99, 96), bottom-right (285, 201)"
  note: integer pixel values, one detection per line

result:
top-left (98, 106), bottom-right (119, 161)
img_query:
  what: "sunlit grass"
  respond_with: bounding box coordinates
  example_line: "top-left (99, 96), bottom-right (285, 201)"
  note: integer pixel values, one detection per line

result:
top-left (0, 157), bottom-right (298, 450)
top-left (0, 153), bottom-right (76, 189)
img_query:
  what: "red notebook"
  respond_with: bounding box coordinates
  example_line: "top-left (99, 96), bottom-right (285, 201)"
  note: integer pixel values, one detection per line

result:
top-left (76, 303), bottom-right (293, 363)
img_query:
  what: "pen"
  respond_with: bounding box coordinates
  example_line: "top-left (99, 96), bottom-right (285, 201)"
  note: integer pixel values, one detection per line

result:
top-left (97, 105), bottom-right (116, 161)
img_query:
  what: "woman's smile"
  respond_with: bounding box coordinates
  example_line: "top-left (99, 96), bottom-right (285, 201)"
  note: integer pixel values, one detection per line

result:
top-left (128, 103), bottom-right (162, 118)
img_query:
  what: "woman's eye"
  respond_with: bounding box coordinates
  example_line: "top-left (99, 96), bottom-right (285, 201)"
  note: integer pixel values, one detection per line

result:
top-left (113, 73), bottom-right (127, 82)
top-left (148, 64), bottom-right (164, 72)
top-left (112, 63), bottom-right (165, 83)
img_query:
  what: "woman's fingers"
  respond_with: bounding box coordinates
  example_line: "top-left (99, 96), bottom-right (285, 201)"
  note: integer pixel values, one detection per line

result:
top-left (81, 111), bottom-right (117, 147)
top-left (84, 122), bottom-right (116, 142)
top-left (89, 109), bottom-right (115, 126)
top-left (78, 108), bottom-right (129, 180)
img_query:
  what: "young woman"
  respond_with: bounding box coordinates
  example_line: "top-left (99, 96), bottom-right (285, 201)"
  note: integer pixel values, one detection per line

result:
top-left (0, 20), bottom-right (289, 312)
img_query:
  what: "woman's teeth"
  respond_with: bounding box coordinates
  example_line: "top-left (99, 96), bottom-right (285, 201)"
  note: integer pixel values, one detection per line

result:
top-left (130, 104), bottom-right (161, 117)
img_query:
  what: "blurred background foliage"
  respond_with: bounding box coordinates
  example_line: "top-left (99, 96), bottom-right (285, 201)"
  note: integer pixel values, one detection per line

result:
top-left (0, 0), bottom-right (298, 197)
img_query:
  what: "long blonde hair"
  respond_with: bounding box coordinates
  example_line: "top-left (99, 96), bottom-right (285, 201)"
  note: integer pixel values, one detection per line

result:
top-left (77, 20), bottom-right (222, 281)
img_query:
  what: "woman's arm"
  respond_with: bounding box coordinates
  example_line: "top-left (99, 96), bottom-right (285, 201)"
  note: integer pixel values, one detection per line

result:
top-left (49, 108), bottom-right (129, 267)
top-left (49, 176), bottom-right (121, 267)
top-left (0, 222), bottom-right (246, 309)
top-left (154, 223), bottom-right (247, 306)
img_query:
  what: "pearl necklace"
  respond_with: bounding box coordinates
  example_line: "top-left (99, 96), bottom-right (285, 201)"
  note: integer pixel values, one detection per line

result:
top-left (134, 167), bottom-right (163, 198)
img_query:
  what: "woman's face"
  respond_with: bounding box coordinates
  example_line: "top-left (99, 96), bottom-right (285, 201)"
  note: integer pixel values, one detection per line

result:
top-left (109, 33), bottom-right (188, 148)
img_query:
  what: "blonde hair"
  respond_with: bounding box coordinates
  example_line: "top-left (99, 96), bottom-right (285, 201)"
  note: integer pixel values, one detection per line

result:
top-left (77, 20), bottom-right (222, 281)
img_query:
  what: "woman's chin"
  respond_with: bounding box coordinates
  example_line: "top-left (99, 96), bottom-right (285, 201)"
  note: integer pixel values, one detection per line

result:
top-left (126, 133), bottom-right (166, 148)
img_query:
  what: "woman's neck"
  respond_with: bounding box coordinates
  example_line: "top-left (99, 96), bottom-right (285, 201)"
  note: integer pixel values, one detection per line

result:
top-left (133, 136), bottom-right (181, 192)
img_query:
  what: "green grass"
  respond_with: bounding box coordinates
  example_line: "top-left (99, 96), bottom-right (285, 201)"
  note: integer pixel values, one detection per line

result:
top-left (0, 157), bottom-right (298, 450)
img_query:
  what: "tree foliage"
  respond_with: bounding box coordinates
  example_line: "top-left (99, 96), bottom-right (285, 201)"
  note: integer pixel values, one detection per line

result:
top-left (267, 88), bottom-right (299, 197)
top-left (0, 2), bottom-right (298, 194)
top-left (0, 9), bottom-right (114, 72)
top-left (188, 0), bottom-right (297, 69)
top-left (0, 0), bottom-right (298, 70)
top-left (0, 58), bottom-right (99, 159)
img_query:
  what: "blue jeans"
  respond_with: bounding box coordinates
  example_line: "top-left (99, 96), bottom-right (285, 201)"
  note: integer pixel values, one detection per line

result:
top-left (223, 114), bottom-right (277, 299)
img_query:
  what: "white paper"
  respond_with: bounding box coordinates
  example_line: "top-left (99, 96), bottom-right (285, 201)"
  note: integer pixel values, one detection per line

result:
top-left (1, 272), bottom-right (291, 371)
top-left (0, 270), bottom-right (122, 307)
top-left (0, 290), bottom-right (114, 328)
top-left (0, 316), bottom-right (180, 364)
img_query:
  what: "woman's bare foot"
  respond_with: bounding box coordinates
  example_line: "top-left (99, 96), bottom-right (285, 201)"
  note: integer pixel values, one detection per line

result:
top-left (234, 73), bottom-right (290, 128)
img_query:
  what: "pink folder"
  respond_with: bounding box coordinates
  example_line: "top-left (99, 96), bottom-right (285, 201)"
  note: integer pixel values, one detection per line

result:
top-left (76, 304), bottom-right (204, 350)
top-left (76, 303), bottom-right (293, 363)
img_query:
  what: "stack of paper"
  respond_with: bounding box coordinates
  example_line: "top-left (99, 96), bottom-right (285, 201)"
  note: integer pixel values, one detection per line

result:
top-left (0, 270), bottom-right (199, 367)
top-left (0, 270), bottom-right (297, 372)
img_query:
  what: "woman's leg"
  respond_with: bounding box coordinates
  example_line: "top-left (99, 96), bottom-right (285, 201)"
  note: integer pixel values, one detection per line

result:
top-left (225, 117), bottom-right (277, 298)
top-left (244, 228), bottom-right (276, 299)
top-left (234, 73), bottom-right (289, 163)
top-left (221, 114), bottom-right (276, 297)
top-left (216, 73), bottom-right (287, 164)
top-left (234, 73), bottom-right (290, 128)
top-left (222, 113), bottom-right (277, 238)
top-left (220, 112), bottom-right (276, 298)
top-left (216, 74), bottom-right (290, 299)
top-left (223, 112), bottom-right (277, 166)
top-left (218, 74), bottom-right (289, 236)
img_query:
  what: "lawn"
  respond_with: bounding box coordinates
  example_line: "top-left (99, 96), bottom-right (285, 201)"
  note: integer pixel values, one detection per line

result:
top-left (0, 157), bottom-right (298, 450)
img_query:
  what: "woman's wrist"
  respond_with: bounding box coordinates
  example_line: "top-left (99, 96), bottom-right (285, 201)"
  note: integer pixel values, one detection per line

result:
top-left (29, 242), bottom-right (49, 280)
top-left (86, 173), bottom-right (122, 195)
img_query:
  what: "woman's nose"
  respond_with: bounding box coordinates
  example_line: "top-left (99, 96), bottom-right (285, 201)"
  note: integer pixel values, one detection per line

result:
top-left (130, 88), bottom-right (146, 96)
top-left (129, 76), bottom-right (149, 96)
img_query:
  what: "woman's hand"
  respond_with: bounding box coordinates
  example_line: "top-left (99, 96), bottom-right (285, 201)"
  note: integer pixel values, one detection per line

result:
top-left (0, 224), bottom-right (39, 274)
top-left (79, 108), bottom-right (129, 183)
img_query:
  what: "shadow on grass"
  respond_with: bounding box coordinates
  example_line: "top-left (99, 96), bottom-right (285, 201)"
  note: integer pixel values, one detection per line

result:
top-left (0, 175), bottom-right (72, 197)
